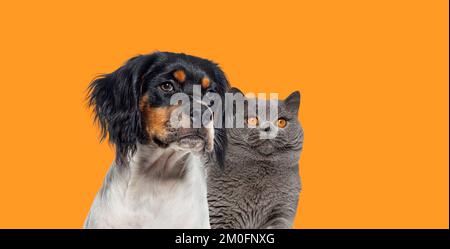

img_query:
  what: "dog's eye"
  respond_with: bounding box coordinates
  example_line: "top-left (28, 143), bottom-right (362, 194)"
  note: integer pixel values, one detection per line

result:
top-left (159, 82), bottom-right (174, 92)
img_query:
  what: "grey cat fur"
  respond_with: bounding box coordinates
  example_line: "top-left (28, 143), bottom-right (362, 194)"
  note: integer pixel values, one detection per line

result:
top-left (207, 89), bottom-right (303, 229)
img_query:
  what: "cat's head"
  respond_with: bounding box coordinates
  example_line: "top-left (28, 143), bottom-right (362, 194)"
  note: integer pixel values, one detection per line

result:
top-left (227, 87), bottom-right (303, 156)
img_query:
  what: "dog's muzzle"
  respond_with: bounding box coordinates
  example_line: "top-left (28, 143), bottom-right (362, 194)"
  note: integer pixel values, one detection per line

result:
top-left (165, 102), bottom-right (215, 152)
top-left (175, 128), bottom-right (209, 152)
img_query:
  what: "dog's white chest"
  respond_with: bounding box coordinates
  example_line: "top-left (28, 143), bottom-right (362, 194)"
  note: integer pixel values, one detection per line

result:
top-left (84, 152), bottom-right (210, 229)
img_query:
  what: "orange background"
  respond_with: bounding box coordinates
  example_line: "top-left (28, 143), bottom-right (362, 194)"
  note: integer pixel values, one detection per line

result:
top-left (0, 0), bottom-right (448, 228)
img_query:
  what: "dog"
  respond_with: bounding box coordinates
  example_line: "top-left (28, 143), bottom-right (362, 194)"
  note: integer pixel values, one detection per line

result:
top-left (84, 52), bottom-right (229, 228)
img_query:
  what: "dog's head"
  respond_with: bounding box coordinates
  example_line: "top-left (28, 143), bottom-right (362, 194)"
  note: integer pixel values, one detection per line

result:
top-left (88, 52), bottom-right (229, 166)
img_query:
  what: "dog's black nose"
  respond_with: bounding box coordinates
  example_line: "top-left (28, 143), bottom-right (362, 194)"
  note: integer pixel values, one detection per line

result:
top-left (190, 108), bottom-right (201, 124)
top-left (190, 102), bottom-right (213, 127)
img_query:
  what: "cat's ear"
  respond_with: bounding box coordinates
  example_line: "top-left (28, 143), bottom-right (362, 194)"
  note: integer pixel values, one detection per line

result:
top-left (285, 91), bottom-right (301, 114)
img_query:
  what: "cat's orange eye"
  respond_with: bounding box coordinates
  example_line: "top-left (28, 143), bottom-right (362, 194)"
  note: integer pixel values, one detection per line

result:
top-left (247, 117), bottom-right (259, 126)
top-left (277, 118), bottom-right (287, 128)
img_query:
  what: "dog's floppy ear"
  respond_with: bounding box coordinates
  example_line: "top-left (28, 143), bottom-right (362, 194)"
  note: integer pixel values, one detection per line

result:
top-left (88, 54), bottom-right (158, 164)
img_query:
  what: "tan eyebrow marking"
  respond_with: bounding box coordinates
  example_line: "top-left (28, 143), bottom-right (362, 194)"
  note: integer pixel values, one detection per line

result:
top-left (201, 76), bottom-right (210, 89)
top-left (173, 70), bottom-right (186, 83)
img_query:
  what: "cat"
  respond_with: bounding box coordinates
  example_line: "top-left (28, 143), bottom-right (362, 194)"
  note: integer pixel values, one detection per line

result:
top-left (207, 88), bottom-right (304, 229)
